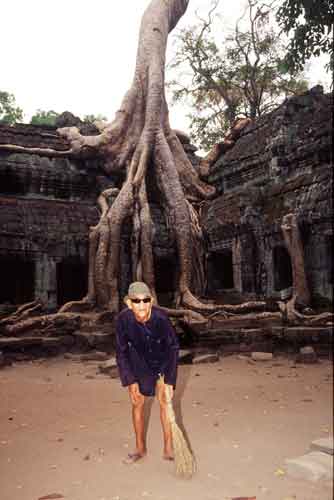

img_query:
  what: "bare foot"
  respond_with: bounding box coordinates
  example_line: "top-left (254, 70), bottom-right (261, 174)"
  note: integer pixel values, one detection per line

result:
top-left (163, 454), bottom-right (174, 461)
top-left (122, 452), bottom-right (146, 465)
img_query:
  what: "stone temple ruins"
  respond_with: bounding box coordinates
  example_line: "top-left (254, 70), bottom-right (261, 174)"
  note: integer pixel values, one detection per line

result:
top-left (0, 86), bottom-right (332, 358)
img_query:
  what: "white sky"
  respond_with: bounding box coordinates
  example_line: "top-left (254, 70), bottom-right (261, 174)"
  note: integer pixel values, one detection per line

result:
top-left (1, 0), bottom-right (331, 131)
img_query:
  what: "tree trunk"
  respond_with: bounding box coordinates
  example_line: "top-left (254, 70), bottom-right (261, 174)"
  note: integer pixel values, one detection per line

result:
top-left (278, 213), bottom-right (333, 325)
top-left (281, 213), bottom-right (310, 306)
top-left (58, 0), bottom-right (217, 314)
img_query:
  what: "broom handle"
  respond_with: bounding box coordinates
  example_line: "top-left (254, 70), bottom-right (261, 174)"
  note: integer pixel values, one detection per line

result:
top-left (159, 375), bottom-right (176, 423)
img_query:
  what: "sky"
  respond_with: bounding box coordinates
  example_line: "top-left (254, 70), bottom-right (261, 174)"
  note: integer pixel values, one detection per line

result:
top-left (1, 0), bottom-right (331, 132)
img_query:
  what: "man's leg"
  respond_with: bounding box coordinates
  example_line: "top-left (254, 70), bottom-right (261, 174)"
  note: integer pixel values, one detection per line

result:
top-left (125, 384), bottom-right (146, 463)
top-left (131, 394), bottom-right (146, 456)
top-left (157, 380), bottom-right (174, 460)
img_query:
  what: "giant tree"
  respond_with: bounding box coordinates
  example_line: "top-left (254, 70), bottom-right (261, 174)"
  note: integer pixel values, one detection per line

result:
top-left (0, 0), bottom-right (331, 335)
top-left (168, 0), bottom-right (308, 150)
top-left (1, 0), bottom-right (218, 322)
top-left (56, 0), bottom-right (218, 315)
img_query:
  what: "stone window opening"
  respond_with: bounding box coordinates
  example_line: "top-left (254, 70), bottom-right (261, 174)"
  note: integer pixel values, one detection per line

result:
top-left (0, 257), bottom-right (35, 304)
top-left (0, 167), bottom-right (26, 195)
top-left (208, 250), bottom-right (235, 292)
top-left (56, 257), bottom-right (88, 306)
top-left (273, 245), bottom-right (293, 291)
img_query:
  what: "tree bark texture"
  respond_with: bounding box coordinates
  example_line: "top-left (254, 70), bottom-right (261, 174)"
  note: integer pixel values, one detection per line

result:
top-left (58, 0), bottom-right (217, 314)
top-left (0, 1), bottom-right (332, 331)
top-left (281, 213), bottom-right (310, 306)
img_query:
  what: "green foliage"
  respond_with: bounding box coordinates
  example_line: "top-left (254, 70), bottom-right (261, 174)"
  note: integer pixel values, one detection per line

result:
top-left (277, 0), bottom-right (334, 72)
top-left (30, 110), bottom-right (60, 126)
top-left (83, 114), bottom-right (108, 123)
top-left (0, 91), bottom-right (23, 125)
top-left (168, 0), bottom-right (309, 150)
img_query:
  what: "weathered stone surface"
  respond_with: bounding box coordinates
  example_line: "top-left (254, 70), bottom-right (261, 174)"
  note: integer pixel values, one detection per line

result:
top-left (300, 346), bottom-right (315, 354)
top-left (285, 327), bottom-right (333, 342)
top-left (0, 336), bottom-right (50, 348)
top-left (71, 331), bottom-right (113, 352)
top-left (86, 332), bottom-right (114, 348)
top-left (178, 349), bottom-right (193, 364)
top-left (0, 350), bottom-right (5, 368)
top-left (251, 352), bottom-right (273, 361)
top-left (285, 451), bottom-right (333, 482)
top-left (192, 353), bottom-right (219, 364)
top-left (64, 351), bottom-right (109, 362)
top-left (202, 89), bottom-right (332, 307)
top-left (0, 89), bottom-right (332, 358)
top-left (296, 345), bottom-right (318, 364)
top-left (0, 336), bottom-right (72, 350)
top-left (98, 357), bottom-right (119, 378)
top-left (310, 437), bottom-right (334, 456)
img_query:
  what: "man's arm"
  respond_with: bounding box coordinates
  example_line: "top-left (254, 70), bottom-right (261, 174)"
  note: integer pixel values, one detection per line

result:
top-left (115, 316), bottom-right (137, 387)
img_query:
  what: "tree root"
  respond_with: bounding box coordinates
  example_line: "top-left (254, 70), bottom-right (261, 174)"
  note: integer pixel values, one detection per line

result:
top-left (279, 297), bottom-right (333, 326)
top-left (2, 312), bottom-right (81, 337)
top-left (158, 306), bottom-right (207, 324)
top-left (58, 299), bottom-right (95, 314)
top-left (0, 300), bottom-right (43, 329)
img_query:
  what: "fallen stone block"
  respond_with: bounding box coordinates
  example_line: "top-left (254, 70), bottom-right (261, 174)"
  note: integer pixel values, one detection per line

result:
top-left (192, 353), bottom-right (219, 364)
top-left (220, 344), bottom-right (242, 356)
top-left (285, 451), bottom-right (333, 482)
top-left (64, 351), bottom-right (109, 362)
top-left (251, 352), bottom-right (273, 361)
top-left (86, 332), bottom-right (113, 348)
top-left (64, 353), bottom-right (83, 361)
top-left (285, 327), bottom-right (333, 345)
top-left (0, 351), bottom-right (8, 368)
top-left (42, 337), bottom-right (64, 348)
top-left (98, 357), bottom-right (119, 378)
top-left (296, 345), bottom-right (318, 364)
top-left (78, 351), bottom-right (110, 362)
top-left (178, 349), bottom-right (193, 364)
top-left (310, 437), bottom-right (334, 455)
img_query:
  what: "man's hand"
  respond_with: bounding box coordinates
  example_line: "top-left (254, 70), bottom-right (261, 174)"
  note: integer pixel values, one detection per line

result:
top-left (157, 379), bottom-right (173, 404)
top-left (128, 382), bottom-right (143, 405)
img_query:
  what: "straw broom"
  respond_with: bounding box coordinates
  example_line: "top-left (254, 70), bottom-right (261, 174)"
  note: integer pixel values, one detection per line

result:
top-left (159, 375), bottom-right (196, 479)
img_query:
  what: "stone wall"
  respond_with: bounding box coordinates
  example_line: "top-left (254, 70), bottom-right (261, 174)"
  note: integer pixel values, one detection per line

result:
top-left (0, 123), bottom-right (100, 310)
top-left (0, 87), bottom-right (332, 311)
top-left (202, 87), bottom-right (333, 308)
top-left (0, 122), bottom-right (177, 309)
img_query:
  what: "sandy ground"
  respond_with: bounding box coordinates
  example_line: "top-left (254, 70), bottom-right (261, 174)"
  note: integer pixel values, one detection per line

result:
top-left (0, 355), bottom-right (333, 500)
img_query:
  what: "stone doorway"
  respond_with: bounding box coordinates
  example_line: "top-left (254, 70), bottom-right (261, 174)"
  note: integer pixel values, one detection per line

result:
top-left (0, 166), bottom-right (26, 195)
top-left (0, 257), bottom-right (35, 304)
top-left (326, 235), bottom-right (333, 284)
top-left (273, 245), bottom-right (293, 291)
top-left (153, 255), bottom-right (177, 306)
top-left (56, 257), bottom-right (88, 306)
top-left (207, 249), bottom-right (234, 293)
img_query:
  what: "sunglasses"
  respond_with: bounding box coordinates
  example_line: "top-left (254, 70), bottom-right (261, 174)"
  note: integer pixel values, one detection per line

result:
top-left (130, 297), bottom-right (152, 304)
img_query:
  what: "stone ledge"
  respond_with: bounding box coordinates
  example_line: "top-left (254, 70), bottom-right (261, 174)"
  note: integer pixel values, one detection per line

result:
top-left (310, 437), bottom-right (334, 456)
top-left (285, 451), bottom-right (333, 482)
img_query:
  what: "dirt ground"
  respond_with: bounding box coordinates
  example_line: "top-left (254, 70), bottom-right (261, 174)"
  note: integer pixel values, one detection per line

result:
top-left (0, 354), bottom-right (333, 500)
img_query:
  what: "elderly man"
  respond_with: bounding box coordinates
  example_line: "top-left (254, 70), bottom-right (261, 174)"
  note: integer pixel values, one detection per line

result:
top-left (115, 281), bottom-right (179, 464)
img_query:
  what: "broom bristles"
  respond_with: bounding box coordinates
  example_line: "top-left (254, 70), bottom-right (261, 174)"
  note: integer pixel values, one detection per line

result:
top-left (160, 375), bottom-right (196, 479)
top-left (170, 418), bottom-right (196, 478)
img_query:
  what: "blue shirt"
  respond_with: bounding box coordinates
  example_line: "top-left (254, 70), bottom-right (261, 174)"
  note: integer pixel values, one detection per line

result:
top-left (115, 306), bottom-right (179, 396)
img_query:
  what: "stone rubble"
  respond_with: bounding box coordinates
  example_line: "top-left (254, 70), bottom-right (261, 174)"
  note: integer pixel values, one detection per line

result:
top-left (284, 436), bottom-right (334, 482)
